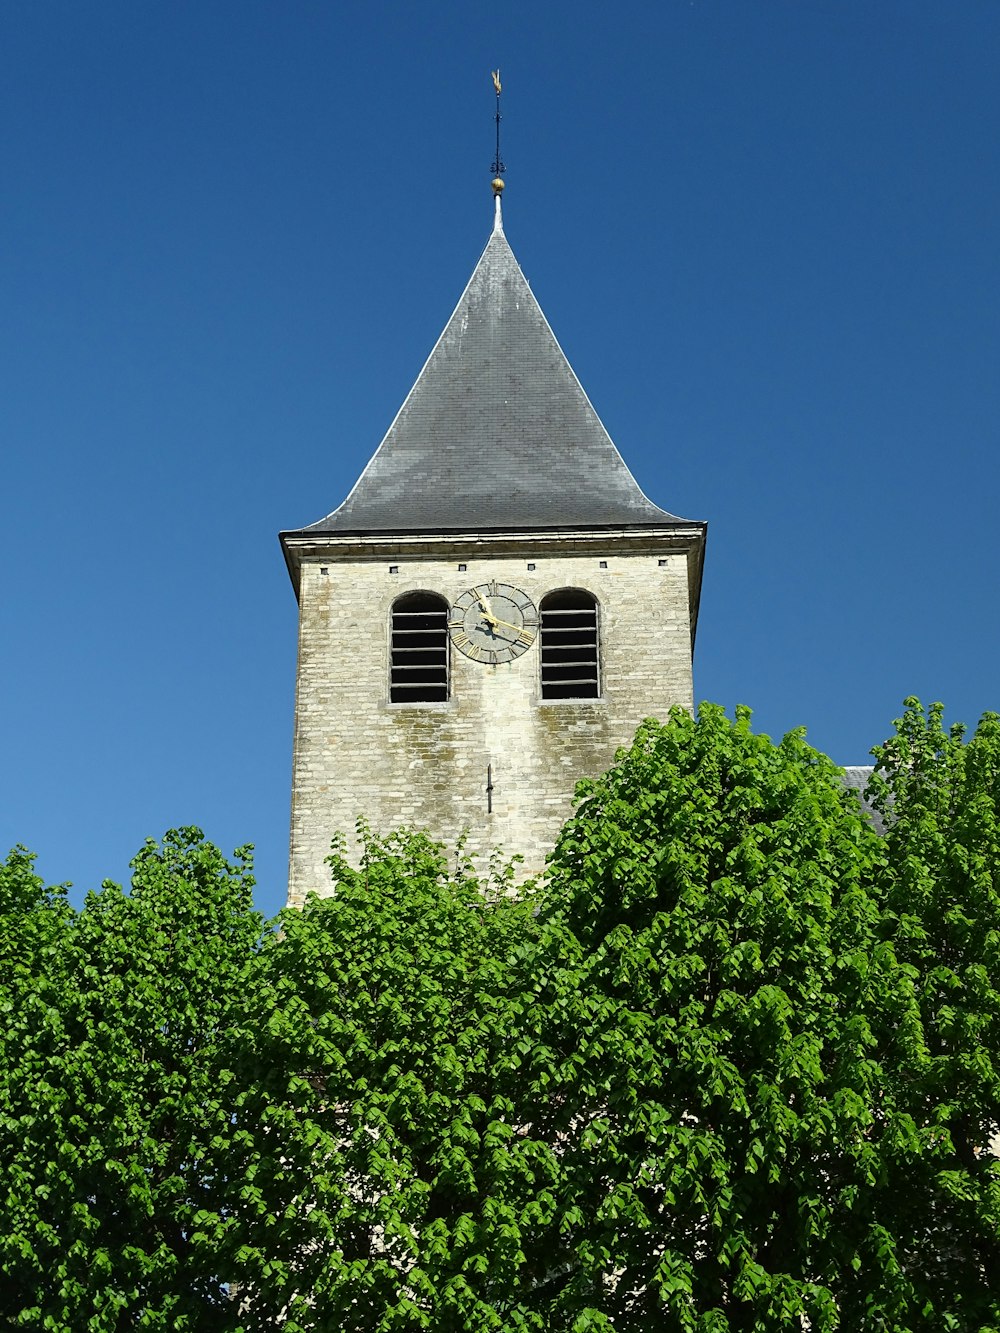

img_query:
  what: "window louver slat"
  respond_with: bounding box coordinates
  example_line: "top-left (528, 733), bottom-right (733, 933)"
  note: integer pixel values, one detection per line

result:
top-left (390, 593), bottom-right (449, 703)
top-left (540, 589), bottom-right (599, 700)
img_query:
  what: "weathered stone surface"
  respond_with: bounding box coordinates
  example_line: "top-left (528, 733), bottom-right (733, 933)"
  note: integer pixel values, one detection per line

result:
top-left (281, 206), bottom-right (707, 907)
top-left (286, 537), bottom-right (697, 905)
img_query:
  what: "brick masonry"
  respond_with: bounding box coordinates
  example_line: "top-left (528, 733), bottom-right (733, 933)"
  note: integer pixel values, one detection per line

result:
top-left (285, 534), bottom-right (699, 906)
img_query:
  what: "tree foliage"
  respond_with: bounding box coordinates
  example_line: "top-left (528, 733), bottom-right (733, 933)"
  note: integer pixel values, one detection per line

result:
top-left (2, 702), bottom-right (999, 1330)
top-left (0, 831), bottom-right (263, 1330)
top-left (510, 707), bottom-right (896, 1329)
top-left (866, 701), bottom-right (1000, 1327)
top-left (229, 827), bottom-right (542, 1331)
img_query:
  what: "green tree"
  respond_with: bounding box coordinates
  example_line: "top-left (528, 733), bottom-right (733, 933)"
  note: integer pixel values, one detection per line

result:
top-left (4, 703), bottom-right (1000, 1330)
top-left (233, 826), bottom-right (547, 1331)
top-left (505, 706), bottom-right (922, 1330)
top-left (0, 830), bottom-right (264, 1330)
top-left (865, 700), bottom-right (1000, 1329)
top-left (0, 846), bottom-right (79, 1325)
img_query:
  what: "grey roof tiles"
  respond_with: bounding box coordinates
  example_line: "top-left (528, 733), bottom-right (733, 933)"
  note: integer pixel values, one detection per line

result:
top-left (842, 765), bottom-right (886, 833)
top-left (290, 205), bottom-right (699, 536)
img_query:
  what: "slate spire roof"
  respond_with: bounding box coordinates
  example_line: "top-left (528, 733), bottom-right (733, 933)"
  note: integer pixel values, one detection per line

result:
top-left (292, 197), bottom-right (698, 536)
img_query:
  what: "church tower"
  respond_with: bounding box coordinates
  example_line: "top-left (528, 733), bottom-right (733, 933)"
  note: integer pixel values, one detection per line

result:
top-left (280, 188), bottom-right (706, 906)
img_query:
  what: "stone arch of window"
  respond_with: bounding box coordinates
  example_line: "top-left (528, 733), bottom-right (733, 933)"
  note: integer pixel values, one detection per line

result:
top-left (389, 591), bottom-right (449, 703)
top-left (539, 588), bottom-right (600, 700)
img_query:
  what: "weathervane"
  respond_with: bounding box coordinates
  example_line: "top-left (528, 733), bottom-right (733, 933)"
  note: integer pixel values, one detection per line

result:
top-left (491, 69), bottom-right (505, 196)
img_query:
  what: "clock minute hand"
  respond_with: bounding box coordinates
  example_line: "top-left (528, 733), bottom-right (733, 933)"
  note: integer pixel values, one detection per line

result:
top-left (490, 615), bottom-right (532, 635)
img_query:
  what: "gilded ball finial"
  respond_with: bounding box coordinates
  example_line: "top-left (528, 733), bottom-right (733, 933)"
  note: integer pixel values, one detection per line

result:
top-left (492, 177), bottom-right (505, 196)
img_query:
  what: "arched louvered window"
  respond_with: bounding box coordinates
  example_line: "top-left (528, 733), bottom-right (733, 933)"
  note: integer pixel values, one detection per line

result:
top-left (540, 589), bottom-right (600, 700)
top-left (390, 592), bottom-right (449, 703)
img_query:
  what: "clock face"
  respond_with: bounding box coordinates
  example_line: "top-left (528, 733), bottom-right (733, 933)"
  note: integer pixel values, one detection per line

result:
top-left (449, 581), bottom-right (539, 664)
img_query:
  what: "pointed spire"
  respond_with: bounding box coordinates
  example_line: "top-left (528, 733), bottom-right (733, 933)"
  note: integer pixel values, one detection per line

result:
top-left (296, 217), bottom-right (693, 536)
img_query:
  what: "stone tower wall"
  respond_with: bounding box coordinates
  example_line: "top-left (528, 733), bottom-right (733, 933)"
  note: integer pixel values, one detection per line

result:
top-left (286, 541), bottom-right (696, 905)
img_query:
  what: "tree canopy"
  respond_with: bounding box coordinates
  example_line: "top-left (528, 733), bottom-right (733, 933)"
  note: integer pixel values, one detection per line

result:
top-left (1, 701), bottom-right (998, 1330)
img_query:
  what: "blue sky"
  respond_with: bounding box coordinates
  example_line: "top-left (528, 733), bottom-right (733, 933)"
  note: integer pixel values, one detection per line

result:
top-left (3, 1), bottom-right (999, 918)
